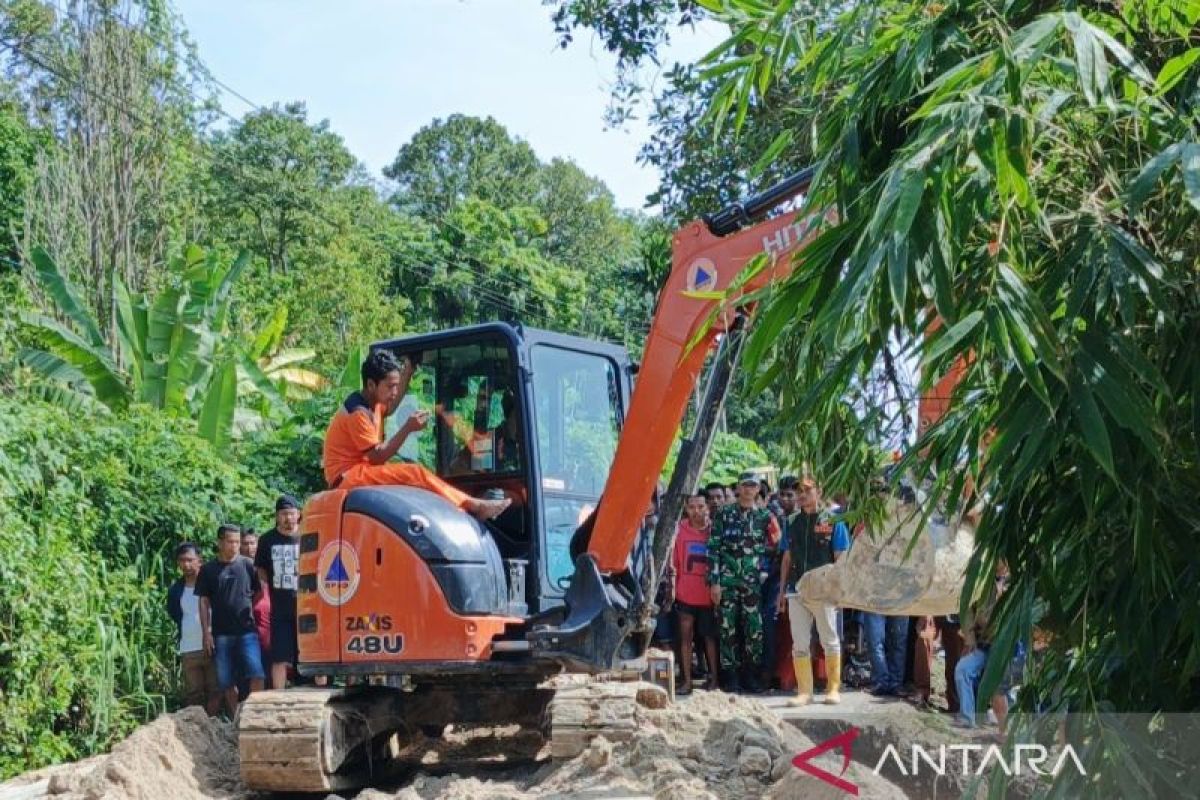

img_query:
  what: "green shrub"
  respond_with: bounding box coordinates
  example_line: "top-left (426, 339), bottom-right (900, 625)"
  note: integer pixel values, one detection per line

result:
top-left (0, 398), bottom-right (274, 777)
top-left (235, 390), bottom-right (339, 498)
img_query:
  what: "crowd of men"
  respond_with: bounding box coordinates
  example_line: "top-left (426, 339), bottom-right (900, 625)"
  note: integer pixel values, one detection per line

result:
top-left (167, 495), bottom-right (324, 717)
top-left (660, 471), bottom-right (1021, 733)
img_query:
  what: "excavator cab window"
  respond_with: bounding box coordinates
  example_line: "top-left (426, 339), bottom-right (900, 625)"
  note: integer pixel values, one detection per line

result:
top-left (385, 340), bottom-right (523, 478)
top-left (530, 345), bottom-right (622, 589)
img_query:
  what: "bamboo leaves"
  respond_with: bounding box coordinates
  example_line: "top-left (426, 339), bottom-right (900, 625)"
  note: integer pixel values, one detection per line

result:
top-left (689, 0), bottom-right (1199, 767)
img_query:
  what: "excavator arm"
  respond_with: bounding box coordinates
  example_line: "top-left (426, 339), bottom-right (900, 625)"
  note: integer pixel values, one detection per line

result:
top-left (529, 167), bottom-right (973, 671)
top-left (589, 168), bottom-right (823, 574)
top-left (528, 169), bottom-right (827, 671)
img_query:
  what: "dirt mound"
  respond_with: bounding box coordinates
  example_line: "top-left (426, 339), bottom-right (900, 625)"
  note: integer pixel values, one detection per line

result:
top-left (1, 690), bottom-right (907, 800)
top-left (364, 689), bottom-right (903, 800)
top-left (0, 707), bottom-right (243, 800)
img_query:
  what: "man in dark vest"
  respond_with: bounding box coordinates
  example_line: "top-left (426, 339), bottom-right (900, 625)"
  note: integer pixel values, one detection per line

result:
top-left (776, 477), bottom-right (850, 705)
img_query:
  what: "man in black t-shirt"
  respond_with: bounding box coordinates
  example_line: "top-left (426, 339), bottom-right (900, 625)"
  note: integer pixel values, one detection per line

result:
top-left (196, 523), bottom-right (264, 715)
top-left (255, 495), bottom-right (305, 689)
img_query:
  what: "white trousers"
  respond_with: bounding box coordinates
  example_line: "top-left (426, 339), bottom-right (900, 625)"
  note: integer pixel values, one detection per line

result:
top-left (787, 594), bottom-right (841, 657)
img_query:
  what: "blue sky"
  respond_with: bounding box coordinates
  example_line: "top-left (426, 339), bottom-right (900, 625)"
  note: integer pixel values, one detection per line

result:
top-left (173, 1), bottom-right (725, 211)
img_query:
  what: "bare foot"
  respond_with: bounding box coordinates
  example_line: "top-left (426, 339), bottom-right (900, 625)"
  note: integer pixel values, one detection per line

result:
top-left (469, 496), bottom-right (511, 520)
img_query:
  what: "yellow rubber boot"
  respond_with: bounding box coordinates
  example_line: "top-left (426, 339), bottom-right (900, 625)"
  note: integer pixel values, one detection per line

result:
top-left (789, 657), bottom-right (813, 706)
top-left (824, 653), bottom-right (842, 704)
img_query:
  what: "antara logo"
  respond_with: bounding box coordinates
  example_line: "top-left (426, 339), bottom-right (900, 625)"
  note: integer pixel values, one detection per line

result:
top-left (792, 727), bottom-right (860, 795)
top-left (792, 727), bottom-right (1089, 795)
top-left (875, 743), bottom-right (1088, 778)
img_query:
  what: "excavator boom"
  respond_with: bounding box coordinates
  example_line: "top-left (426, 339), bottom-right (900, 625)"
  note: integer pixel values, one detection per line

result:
top-left (588, 169), bottom-right (824, 574)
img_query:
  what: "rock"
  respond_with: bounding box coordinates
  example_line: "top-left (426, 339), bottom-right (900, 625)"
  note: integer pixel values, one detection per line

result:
top-left (737, 745), bottom-right (772, 776)
top-left (654, 777), bottom-right (718, 800)
top-left (771, 753), bottom-right (795, 782)
top-left (742, 731), bottom-right (782, 758)
top-left (635, 683), bottom-right (669, 709)
top-left (766, 761), bottom-right (908, 799)
top-left (582, 736), bottom-right (614, 770)
top-left (47, 772), bottom-right (82, 794)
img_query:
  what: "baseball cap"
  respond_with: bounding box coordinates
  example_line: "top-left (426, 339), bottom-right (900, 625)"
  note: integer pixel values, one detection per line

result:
top-left (737, 471), bottom-right (759, 486)
top-left (275, 494), bottom-right (300, 512)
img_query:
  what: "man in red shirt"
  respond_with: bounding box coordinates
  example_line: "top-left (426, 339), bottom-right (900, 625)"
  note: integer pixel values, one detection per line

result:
top-left (672, 493), bottom-right (719, 694)
top-left (239, 530), bottom-right (271, 675)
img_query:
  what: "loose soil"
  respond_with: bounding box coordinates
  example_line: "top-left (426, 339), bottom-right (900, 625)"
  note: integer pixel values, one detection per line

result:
top-left (0, 687), bottom-right (910, 800)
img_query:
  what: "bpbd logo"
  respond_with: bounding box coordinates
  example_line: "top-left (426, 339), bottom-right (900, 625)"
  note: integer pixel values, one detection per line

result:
top-left (316, 541), bottom-right (361, 606)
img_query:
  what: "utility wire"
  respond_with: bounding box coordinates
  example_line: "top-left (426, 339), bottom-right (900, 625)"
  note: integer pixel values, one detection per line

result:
top-left (15, 3), bottom-right (646, 343)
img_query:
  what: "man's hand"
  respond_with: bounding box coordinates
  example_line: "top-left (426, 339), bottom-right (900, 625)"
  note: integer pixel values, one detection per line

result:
top-left (776, 591), bottom-right (788, 615)
top-left (709, 584), bottom-right (722, 606)
top-left (203, 631), bottom-right (214, 657)
top-left (402, 409), bottom-right (430, 434)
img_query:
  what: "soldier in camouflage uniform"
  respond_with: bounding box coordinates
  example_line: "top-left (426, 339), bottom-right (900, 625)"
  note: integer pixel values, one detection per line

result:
top-left (707, 472), bottom-right (781, 692)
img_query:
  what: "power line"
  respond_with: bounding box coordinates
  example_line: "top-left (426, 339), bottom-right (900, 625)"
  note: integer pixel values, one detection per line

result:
top-left (401, 260), bottom-right (561, 331)
top-left (15, 3), bottom-right (644, 343)
top-left (0, 35), bottom-right (155, 128)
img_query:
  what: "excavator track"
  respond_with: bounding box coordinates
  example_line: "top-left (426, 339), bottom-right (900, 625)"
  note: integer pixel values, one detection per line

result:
top-left (238, 687), bottom-right (391, 792)
top-left (545, 679), bottom-right (647, 759)
top-left (237, 679), bottom-right (659, 793)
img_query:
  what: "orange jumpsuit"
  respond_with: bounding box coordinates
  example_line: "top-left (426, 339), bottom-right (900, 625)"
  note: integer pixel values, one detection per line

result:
top-left (323, 392), bottom-right (470, 508)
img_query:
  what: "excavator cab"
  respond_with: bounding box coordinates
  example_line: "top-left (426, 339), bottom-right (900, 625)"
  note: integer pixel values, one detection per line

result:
top-left (371, 323), bottom-right (638, 614)
top-left (290, 322), bottom-right (643, 686)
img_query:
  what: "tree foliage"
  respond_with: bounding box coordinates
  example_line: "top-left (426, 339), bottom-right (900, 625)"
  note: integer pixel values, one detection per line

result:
top-left (0, 99), bottom-right (37, 262)
top-left (0, 398), bottom-right (272, 778)
top-left (7, 0), bottom-right (212, 342)
top-left (207, 101), bottom-right (356, 274)
top-left (19, 245), bottom-right (314, 447)
top-left (681, 0), bottom-right (1200, 778)
top-left (385, 114), bottom-right (541, 221)
top-left (382, 113), bottom-right (647, 344)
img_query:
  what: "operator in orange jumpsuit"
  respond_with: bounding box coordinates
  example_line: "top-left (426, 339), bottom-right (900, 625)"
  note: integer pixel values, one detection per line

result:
top-left (323, 349), bottom-right (510, 520)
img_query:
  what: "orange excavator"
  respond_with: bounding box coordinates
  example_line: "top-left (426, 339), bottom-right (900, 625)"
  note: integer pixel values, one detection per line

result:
top-left (237, 168), bottom-right (968, 792)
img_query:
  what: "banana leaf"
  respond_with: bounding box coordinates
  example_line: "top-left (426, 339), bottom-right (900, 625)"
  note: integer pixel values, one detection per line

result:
top-left (28, 247), bottom-right (105, 348)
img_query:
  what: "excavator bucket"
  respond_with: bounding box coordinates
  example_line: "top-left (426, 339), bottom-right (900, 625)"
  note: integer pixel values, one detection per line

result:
top-left (797, 496), bottom-right (974, 616)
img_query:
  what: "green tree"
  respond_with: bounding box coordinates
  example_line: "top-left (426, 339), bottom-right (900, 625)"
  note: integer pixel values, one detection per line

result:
top-left (689, 0), bottom-right (1200, 788)
top-left (640, 66), bottom-right (811, 223)
top-left (532, 158), bottom-right (643, 339)
top-left (544, 0), bottom-right (704, 124)
top-left (0, 396), bottom-right (272, 777)
top-left (0, 100), bottom-right (37, 263)
top-left (701, 431), bottom-right (771, 484)
top-left (428, 196), bottom-right (585, 330)
top-left (384, 114), bottom-right (541, 221)
top-left (232, 181), bottom-right (410, 372)
top-left (10, 0), bottom-right (213, 341)
top-left (207, 101), bottom-right (356, 274)
top-left (205, 105), bottom-right (409, 370)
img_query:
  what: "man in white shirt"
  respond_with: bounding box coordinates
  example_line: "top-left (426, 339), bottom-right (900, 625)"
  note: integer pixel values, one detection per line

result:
top-left (167, 542), bottom-right (220, 715)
